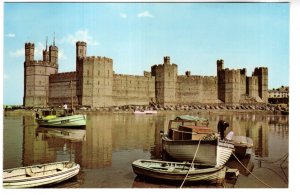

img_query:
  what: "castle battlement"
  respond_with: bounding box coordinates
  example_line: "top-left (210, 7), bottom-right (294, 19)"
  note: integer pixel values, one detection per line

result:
top-left (25, 43), bottom-right (34, 48)
top-left (84, 56), bottom-right (113, 63)
top-left (49, 71), bottom-right (76, 81)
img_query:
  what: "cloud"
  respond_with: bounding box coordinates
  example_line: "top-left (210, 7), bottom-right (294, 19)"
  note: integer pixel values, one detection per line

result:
top-left (120, 13), bottom-right (127, 19)
top-left (58, 50), bottom-right (67, 60)
top-left (59, 29), bottom-right (99, 46)
top-left (6, 33), bottom-right (16, 38)
top-left (9, 49), bottom-right (24, 58)
top-left (4, 74), bottom-right (9, 79)
top-left (137, 11), bottom-right (154, 18)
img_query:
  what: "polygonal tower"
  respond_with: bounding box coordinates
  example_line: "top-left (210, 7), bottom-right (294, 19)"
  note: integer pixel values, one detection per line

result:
top-left (151, 56), bottom-right (178, 106)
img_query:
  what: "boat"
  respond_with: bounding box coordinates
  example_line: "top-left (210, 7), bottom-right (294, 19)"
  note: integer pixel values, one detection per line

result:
top-left (231, 136), bottom-right (254, 157)
top-left (3, 161), bottom-right (80, 188)
top-left (132, 159), bottom-right (232, 184)
top-left (161, 116), bottom-right (234, 166)
top-left (133, 110), bottom-right (158, 114)
top-left (36, 109), bottom-right (86, 128)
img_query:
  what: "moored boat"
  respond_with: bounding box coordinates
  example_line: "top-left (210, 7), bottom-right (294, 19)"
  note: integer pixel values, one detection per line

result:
top-left (3, 161), bottom-right (80, 188)
top-left (231, 136), bottom-right (254, 157)
top-left (35, 110), bottom-right (86, 128)
top-left (133, 110), bottom-right (158, 114)
top-left (132, 159), bottom-right (230, 183)
top-left (161, 116), bottom-right (234, 166)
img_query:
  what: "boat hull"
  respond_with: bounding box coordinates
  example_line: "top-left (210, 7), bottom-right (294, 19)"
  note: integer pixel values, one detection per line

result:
top-left (3, 161), bottom-right (80, 188)
top-left (36, 115), bottom-right (86, 128)
top-left (132, 159), bottom-right (226, 183)
top-left (161, 134), bottom-right (234, 166)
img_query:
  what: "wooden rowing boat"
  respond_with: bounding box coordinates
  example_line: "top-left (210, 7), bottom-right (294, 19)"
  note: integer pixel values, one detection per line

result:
top-left (3, 161), bottom-right (80, 188)
top-left (132, 159), bottom-right (228, 183)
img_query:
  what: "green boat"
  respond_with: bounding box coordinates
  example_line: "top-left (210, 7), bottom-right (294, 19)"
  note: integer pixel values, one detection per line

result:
top-left (35, 110), bottom-right (86, 128)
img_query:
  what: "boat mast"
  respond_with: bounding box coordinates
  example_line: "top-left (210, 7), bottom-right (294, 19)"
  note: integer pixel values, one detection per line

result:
top-left (70, 80), bottom-right (73, 111)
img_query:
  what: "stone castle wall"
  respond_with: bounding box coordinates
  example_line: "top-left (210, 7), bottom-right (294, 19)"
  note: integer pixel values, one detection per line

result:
top-left (112, 73), bottom-right (155, 106)
top-left (176, 75), bottom-right (220, 104)
top-left (23, 41), bottom-right (269, 108)
top-left (48, 72), bottom-right (78, 107)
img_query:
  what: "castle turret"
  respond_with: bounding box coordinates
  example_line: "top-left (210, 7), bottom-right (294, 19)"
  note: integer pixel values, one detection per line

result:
top-left (25, 43), bottom-right (34, 62)
top-left (43, 37), bottom-right (49, 62)
top-left (49, 45), bottom-right (58, 64)
top-left (217, 59), bottom-right (224, 73)
top-left (76, 41), bottom-right (87, 59)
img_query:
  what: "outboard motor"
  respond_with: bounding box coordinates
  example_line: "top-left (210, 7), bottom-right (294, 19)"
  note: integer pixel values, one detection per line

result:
top-left (217, 120), bottom-right (229, 140)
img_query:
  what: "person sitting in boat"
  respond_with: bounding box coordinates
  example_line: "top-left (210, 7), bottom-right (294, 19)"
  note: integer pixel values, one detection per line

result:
top-left (35, 109), bottom-right (41, 119)
top-left (217, 120), bottom-right (229, 140)
top-left (63, 103), bottom-right (68, 115)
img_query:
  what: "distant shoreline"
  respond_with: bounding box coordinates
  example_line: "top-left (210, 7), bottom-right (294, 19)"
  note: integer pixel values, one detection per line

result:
top-left (3, 105), bottom-right (287, 116)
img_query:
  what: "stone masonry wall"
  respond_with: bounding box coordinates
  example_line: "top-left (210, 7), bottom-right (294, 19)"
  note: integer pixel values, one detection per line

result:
top-left (176, 75), bottom-right (220, 104)
top-left (48, 72), bottom-right (78, 107)
top-left (112, 74), bottom-right (155, 106)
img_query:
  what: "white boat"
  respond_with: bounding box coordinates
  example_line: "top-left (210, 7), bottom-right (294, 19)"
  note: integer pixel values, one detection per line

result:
top-left (162, 134), bottom-right (234, 166)
top-left (133, 110), bottom-right (157, 114)
top-left (161, 116), bottom-right (234, 166)
top-left (132, 159), bottom-right (230, 184)
top-left (3, 161), bottom-right (80, 188)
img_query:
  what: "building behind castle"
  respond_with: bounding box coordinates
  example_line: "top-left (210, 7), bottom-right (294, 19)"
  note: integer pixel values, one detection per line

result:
top-left (23, 41), bottom-right (268, 108)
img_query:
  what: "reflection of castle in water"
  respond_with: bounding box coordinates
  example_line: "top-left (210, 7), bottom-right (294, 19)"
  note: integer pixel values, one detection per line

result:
top-left (22, 114), bottom-right (288, 168)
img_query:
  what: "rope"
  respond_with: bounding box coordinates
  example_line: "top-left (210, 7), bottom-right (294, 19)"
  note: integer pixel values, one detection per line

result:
top-left (179, 138), bottom-right (201, 188)
top-left (232, 152), bottom-right (272, 188)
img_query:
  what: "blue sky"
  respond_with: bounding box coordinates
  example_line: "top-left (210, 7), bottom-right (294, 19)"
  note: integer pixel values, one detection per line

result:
top-left (3, 2), bottom-right (289, 105)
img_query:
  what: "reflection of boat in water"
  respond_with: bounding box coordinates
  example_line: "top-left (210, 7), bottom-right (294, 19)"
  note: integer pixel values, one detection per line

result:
top-left (225, 154), bottom-right (254, 176)
top-left (3, 161), bottom-right (80, 188)
top-left (132, 159), bottom-right (231, 184)
top-left (36, 127), bottom-right (86, 142)
top-left (161, 116), bottom-right (234, 166)
top-left (35, 109), bottom-right (86, 128)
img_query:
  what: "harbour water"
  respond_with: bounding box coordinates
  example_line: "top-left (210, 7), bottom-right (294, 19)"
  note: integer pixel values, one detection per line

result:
top-left (3, 112), bottom-right (288, 188)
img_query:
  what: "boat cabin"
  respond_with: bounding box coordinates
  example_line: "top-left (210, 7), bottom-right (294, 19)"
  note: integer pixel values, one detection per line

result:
top-left (167, 116), bottom-right (213, 141)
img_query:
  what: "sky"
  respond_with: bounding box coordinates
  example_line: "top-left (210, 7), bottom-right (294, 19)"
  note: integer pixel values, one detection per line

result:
top-left (2, 2), bottom-right (290, 105)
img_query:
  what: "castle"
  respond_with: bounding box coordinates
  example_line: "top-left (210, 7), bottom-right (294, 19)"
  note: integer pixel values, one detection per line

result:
top-left (23, 41), bottom-right (268, 108)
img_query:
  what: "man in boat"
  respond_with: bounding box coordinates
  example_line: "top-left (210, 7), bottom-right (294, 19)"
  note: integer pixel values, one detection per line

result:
top-left (217, 120), bottom-right (229, 140)
top-left (63, 103), bottom-right (68, 116)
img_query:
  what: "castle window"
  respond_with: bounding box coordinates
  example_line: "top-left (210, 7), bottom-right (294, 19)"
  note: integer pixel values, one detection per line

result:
top-left (98, 81), bottom-right (100, 85)
top-left (87, 70), bottom-right (89, 76)
top-left (98, 70), bottom-right (100, 76)
top-left (108, 70), bottom-right (109, 76)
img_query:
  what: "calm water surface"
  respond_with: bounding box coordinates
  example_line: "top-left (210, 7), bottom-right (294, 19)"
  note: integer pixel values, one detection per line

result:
top-left (3, 112), bottom-right (288, 188)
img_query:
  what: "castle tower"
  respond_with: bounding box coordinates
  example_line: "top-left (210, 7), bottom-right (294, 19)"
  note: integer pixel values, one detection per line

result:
top-left (253, 67), bottom-right (268, 103)
top-left (151, 56), bottom-right (177, 106)
top-left (23, 41), bottom-right (59, 107)
top-left (75, 41), bottom-right (87, 105)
